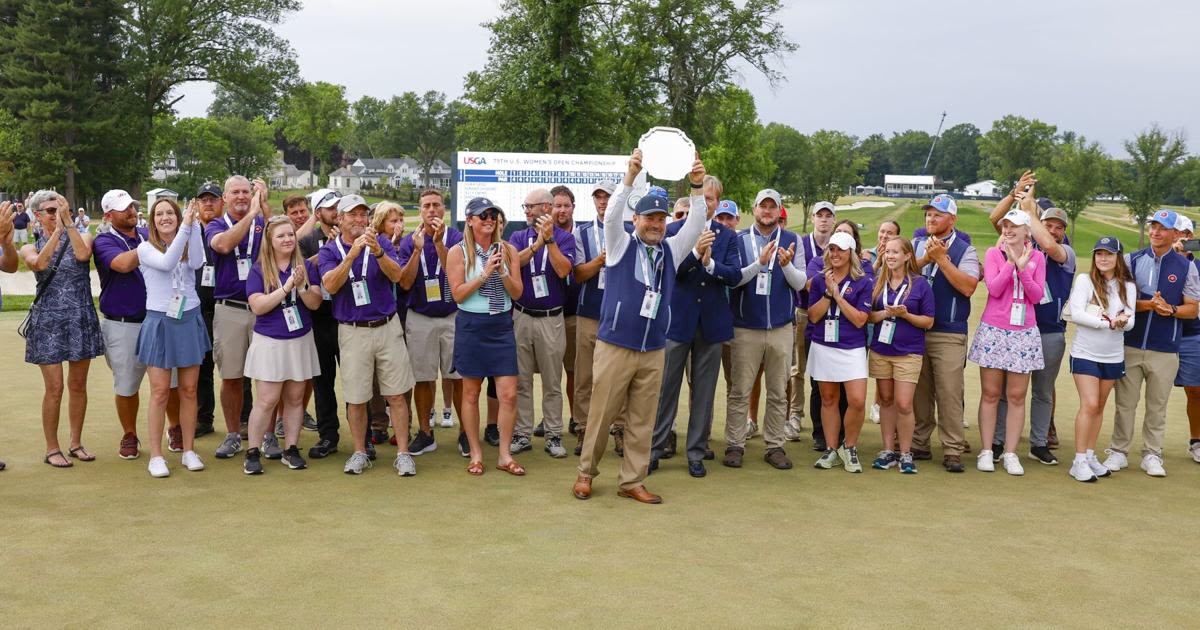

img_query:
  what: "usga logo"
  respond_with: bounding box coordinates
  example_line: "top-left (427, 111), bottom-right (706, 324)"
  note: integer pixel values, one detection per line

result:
top-left (463, 157), bottom-right (487, 165)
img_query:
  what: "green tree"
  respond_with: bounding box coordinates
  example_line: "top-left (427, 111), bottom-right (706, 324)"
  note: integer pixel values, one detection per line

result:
top-left (1174, 156), bottom-right (1200, 207)
top-left (763, 122), bottom-right (807, 203)
top-left (218, 117), bottom-right (276, 179)
top-left (693, 86), bottom-right (773, 204)
top-left (278, 82), bottom-right (350, 176)
top-left (208, 84), bottom-right (286, 122)
top-left (856, 133), bottom-right (890, 187)
top-left (888, 130), bottom-right (933, 175)
top-left (155, 117), bottom-right (231, 192)
top-left (347, 96), bottom-right (390, 158)
top-left (977, 115), bottom-right (1058, 192)
top-left (1122, 125), bottom-right (1187, 246)
top-left (387, 92), bottom-right (463, 187)
top-left (1038, 135), bottom-right (1107, 241)
top-left (767, 127), bottom-right (865, 233)
top-left (933, 123), bottom-right (981, 188)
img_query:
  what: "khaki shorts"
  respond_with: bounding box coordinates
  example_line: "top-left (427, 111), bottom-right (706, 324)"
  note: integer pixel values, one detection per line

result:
top-left (869, 352), bottom-right (924, 384)
top-left (212, 303), bottom-right (255, 380)
top-left (563, 315), bottom-right (577, 371)
top-left (405, 311), bottom-right (459, 382)
top-left (338, 317), bottom-right (416, 404)
top-left (100, 318), bottom-right (147, 397)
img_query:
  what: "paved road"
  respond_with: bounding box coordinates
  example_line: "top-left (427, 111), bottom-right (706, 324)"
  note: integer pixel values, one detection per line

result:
top-left (0, 270), bottom-right (101, 297)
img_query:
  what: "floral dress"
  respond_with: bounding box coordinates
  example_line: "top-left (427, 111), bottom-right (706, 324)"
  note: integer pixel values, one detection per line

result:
top-left (25, 233), bottom-right (105, 364)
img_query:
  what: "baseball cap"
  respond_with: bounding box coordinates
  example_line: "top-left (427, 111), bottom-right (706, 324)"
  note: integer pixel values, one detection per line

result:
top-left (1092, 236), bottom-right (1122, 254)
top-left (1036, 197), bottom-right (1055, 211)
top-left (196, 182), bottom-right (222, 198)
top-left (648, 185), bottom-right (668, 199)
top-left (715, 200), bottom-right (738, 217)
top-left (592, 179), bottom-right (617, 196)
top-left (101, 189), bottom-right (137, 213)
top-left (1176, 214), bottom-right (1195, 233)
top-left (754, 189), bottom-right (783, 208)
top-left (779, 207), bottom-right (789, 221)
top-left (336, 194), bottom-right (370, 213)
top-left (811, 201), bottom-right (836, 216)
top-left (635, 194), bottom-right (670, 215)
top-left (827, 231), bottom-right (856, 252)
top-left (1001, 209), bottom-right (1031, 227)
top-left (309, 188), bottom-right (340, 210)
top-left (1039, 207), bottom-right (1069, 225)
top-left (466, 197), bottom-right (502, 217)
top-left (924, 194), bottom-right (958, 216)
top-left (1149, 209), bottom-right (1179, 228)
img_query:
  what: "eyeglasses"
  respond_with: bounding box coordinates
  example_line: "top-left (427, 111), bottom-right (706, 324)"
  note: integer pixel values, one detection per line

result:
top-left (522, 202), bottom-right (548, 211)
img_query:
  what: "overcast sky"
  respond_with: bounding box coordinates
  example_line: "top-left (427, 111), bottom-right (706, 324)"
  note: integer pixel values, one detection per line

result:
top-left (177, 0), bottom-right (1199, 157)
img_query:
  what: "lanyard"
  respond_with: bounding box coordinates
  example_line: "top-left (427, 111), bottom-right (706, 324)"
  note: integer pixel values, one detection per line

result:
top-left (829, 280), bottom-right (852, 318)
top-left (419, 229), bottom-right (448, 278)
top-left (110, 230), bottom-right (142, 252)
top-left (223, 213), bottom-right (250, 259)
top-left (334, 237), bottom-right (370, 281)
top-left (925, 232), bottom-right (956, 279)
top-left (528, 234), bottom-right (549, 274)
top-left (593, 219), bottom-right (604, 256)
top-left (884, 279), bottom-right (908, 312)
top-left (280, 266), bottom-right (298, 305)
top-left (751, 228), bottom-right (781, 271)
top-left (1011, 269), bottom-right (1024, 303)
top-left (638, 240), bottom-right (663, 292)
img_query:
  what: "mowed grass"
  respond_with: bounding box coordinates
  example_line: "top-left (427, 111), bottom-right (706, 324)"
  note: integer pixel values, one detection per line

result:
top-left (3, 198), bottom-right (1200, 628)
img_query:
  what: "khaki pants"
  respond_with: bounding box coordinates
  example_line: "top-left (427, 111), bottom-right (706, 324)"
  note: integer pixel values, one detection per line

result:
top-left (725, 326), bottom-right (793, 450)
top-left (787, 307), bottom-right (808, 420)
top-left (1111, 347), bottom-right (1177, 457)
top-left (578, 341), bottom-right (662, 490)
top-left (912, 332), bottom-right (969, 456)
top-left (513, 309), bottom-right (565, 438)
top-left (575, 316), bottom-right (626, 435)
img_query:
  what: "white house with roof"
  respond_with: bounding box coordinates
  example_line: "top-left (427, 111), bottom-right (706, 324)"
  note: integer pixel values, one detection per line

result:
top-left (884, 174), bottom-right (936, 196)
top-left (269, 152), bottom-right (317, 190)
top-left (962, 180), bottom-right (1000, 197)
top-left (328, 157), bottom-right (452, 194)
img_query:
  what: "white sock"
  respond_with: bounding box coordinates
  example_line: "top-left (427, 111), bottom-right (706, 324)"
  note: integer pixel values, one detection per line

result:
top-left (1074, 453), bottom-right (1088, 464)
top-left (1086, 449), bottom-right (1095, 459)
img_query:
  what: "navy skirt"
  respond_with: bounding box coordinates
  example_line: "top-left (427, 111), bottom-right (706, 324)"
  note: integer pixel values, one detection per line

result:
top-left (137, 308), bottom-right (212, 369)
top-left (452, 309), bottom-right (518, 378)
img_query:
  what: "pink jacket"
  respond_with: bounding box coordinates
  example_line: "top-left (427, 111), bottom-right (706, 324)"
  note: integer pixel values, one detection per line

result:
top-left (980, 245), bottom-right (1045, 331)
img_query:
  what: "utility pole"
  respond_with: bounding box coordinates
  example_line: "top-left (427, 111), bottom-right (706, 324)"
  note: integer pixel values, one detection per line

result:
top-left (921, 111), bottom-right (947, 175)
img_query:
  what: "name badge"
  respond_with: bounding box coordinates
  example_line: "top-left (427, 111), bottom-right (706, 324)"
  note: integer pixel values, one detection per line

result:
top-left (532, 274), bottom-right (549, 299)
top-left (352, 280), bottom-right (371, 306)
top-left (283, 305), bottom-right (303, 332)
top-left (755, 271), bottom-right (771, 296)
top-left (1010, 302), bottom-right (1026, 326)
top-left (424, 278), bottom-right (442, 302)
top-left (236, 258), bottom-right (251, 281)
top-left (597, 268), bottom-right (606, 290)
top-left (824, 318), bottom-right (840, 343)
top-left (321, 286), bottom-right (331, 301)
top-left (166, 293), bottom-right (185, 320)
top-left (1038, 281), bottom-right (1053, 305)
top-left (640, 289), bottom-right (661, 319)
top-left (200, 265), bottom-right (215, 287)
top-left (877, 319), bottom-right (896, 345)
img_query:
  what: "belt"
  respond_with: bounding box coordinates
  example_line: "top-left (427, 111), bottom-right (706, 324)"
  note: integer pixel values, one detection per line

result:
top-left (104, 314), bottom-right (145, 324)
top-left (514, 304), bottom-right (563, 318)
top-left (217, 299), bottom-right (250, 310)
top-left (339, 313), bottom-right (395, 328)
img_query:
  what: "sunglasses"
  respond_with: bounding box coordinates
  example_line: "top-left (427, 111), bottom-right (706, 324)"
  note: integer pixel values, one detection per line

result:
top-left (475, 209), bottom-right (501, 220)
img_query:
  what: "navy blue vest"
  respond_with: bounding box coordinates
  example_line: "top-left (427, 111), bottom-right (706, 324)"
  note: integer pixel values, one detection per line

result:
top-left (1184, 256), bottom-right (1200, 338)
top-left (732, 228), bottom-right (801, 330)
top-left (922, 234), bottom-right (971, 334)
top-left (597, 235), bottom-right (676, 352)
top-left (797, 233), bottom-right (825, 309)
top-left (1034, 245), bottom-right (1074, 334)
top-left (1126, 248), bottom-right (1189, 352)
top-left (575, 221), bottom-right (605, 320)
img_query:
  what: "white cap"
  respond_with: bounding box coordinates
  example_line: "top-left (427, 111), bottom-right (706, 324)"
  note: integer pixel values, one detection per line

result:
top-left (592, 179), bottom-right (617, 196)
top-left (827, 231), bottom-right (856, 251)
top-left (1176, 214), bottom-right (1194, 234)
top-left (811, 201), bottom-right (836, 216)
top-left (754, 188), bottom-right (783, 208)
top-left (101, 189), bottom-right (136, 214)
top-left (309, 188), bottom-right (340, 210)
top-left (1001, 209), bottom-right (1031, 227)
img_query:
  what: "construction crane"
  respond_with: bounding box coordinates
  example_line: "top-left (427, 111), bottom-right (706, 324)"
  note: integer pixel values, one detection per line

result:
top-left (921, 111), bottom-right (947, 175)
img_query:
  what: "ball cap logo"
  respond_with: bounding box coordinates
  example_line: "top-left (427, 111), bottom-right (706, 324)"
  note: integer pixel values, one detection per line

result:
top-left (1101, 237), bottom-right (1111, 244)
top-left (1168, 274), bottom-right (1178, 283)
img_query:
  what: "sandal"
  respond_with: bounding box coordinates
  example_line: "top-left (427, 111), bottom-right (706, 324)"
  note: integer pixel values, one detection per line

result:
top-left (44, 450), bottom-right (73, 468)
top-left (68, 445), bottom-right (96, 462)
top-left (467, 461), bottom-right (485, 476)
top-left (495, 460), bottom-right (526, 476)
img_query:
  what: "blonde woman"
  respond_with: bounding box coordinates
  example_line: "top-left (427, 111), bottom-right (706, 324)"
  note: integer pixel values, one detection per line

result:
top-left (135, 198), bottom-right (209, 478)
top-left (242, 216), bottom-right (323, 474)
top-left (369, 202), bottom-right (413, 449)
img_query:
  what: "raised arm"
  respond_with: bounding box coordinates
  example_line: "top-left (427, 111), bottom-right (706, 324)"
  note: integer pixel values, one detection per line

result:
top-left (138, 224), bottom-right (194, 272)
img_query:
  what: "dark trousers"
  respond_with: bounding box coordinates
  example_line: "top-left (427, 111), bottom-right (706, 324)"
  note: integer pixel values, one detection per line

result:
top-left (198, 303), bottom-right (216, 428)
top-left (312, 314), bottom-right (341, 444)
top-left (806, 340), bottom-right (847, 445)
top-left (652, 333), bottom-right (722, 462)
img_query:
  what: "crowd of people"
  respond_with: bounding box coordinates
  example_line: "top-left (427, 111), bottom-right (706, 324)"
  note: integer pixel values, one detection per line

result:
top-left (1, 153), bottom-right (1199, 500)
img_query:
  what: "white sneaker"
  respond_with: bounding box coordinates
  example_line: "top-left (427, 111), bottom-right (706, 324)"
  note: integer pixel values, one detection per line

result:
top-left (1001, 452), bottom-right (1024, 476)
top-left (746, 417), bottom-right (759, 437)
top-left (868, 403), bottom-right (880, 424)
top-left (1140, 453), bottom-right (1166, 477)
top-left (962, 418), bottom-right (970, 428)
top-left (148, 456), bottom-right (170, 478)
top-left (977, 450), bottom-right (995, 472)
top-left (783, 416), bottom-right (803, 442)
top-left (1069, 459), bottom-right (1097, 482)
top-left (1102, 448), bottom-right (1128, 472)
top-left (440, 409), bottom-right (454, 428)
top-left (1189, 442), bottom-right (1200, 464)
top-left (181, 450), bottom-right (205, 471)
top-left (1085, 454), bottom-right (1111, 478)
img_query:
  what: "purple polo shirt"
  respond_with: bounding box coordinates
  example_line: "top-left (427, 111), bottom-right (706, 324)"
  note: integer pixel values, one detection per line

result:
top-left (317, 235), bottom-right (399, 323)
top-left (869, 275), bottom-right (934, 356)
top-left (93, 227), bottom-right (149, 318)
top-left (808, 273), bottom-right (873, 350)
top-left (509, 225), bottom-right (576, 310)
top-left (805, 257), bottom-right (874, 340)
top-left (247, 260), bottom-right (319, 339)
top-left (204, 213), bottom-right (265, 301)
top-left (396, 227), bottom-right (463, 318)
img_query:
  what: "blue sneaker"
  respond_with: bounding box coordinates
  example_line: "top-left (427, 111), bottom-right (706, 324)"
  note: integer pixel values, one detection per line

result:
top-left (872, 450), bottom-right (898, 470)
top-left (899, 452), bottom-right (917, 474)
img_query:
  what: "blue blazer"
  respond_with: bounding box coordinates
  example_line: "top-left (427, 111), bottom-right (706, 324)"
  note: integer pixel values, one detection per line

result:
top-left (666, 218), bottom-right (742, 344)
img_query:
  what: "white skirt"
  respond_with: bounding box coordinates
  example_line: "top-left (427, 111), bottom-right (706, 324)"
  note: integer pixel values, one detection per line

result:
top-left (806, 343), bottom-right (868, 382)
top-left (243, 331), bottom-right (321, 383)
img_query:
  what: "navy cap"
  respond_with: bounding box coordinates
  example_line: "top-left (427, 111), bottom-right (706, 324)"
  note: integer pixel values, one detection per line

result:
top-left (635, 194), bottom-right (670, 216)
top-left (466, 197), bottom-right (502, 217)
top-left (715, 199), bottom-right (738, 217)
top-left (648, 185), bottom-right (668, 199)
top-left (197, 182), bottom-right (221, 198)
top-left (1036, 197), bottom-right (1054, 211)
top-left (1092, 236), bottom-right (1122, 254)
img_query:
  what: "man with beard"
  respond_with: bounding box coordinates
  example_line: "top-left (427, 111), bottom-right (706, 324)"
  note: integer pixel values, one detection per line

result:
top-left (299, 188), bottom-right (345, 457)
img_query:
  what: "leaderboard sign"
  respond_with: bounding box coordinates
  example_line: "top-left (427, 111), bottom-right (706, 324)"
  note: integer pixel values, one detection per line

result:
top-left (452, 151), bottom-right (629, 223)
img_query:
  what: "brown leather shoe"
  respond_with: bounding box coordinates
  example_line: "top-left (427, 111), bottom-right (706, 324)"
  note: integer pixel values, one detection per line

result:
top-left (118, 432), bottom-right (140, 460)
top-left (572, 475), bottom-right (592, 500)
top-left (617, 485), bottom-right (662, 504)
top-left (722, 446), bottom-right (744, 468)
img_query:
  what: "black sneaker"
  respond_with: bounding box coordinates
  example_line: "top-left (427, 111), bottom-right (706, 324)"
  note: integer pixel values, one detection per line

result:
top-left (243, 448), bottom-right (263, 475)
top-left (568, 418), bottom-right (578, 436)
top-left (194, 423), bottom-right (215, 438)
top-left (663, 430), bottom-right (677, 459)
top-left (457, 431), bottom-right (470, 458)
top-left (369, 429), bottom-right (390, 445)
top-left (409, 430), bottom-right (437, 456)
top-left (812, 436), bottom-right (828, 452)
top-left (911, 448), bottom-right (932, 461)
top-left (308, 439), bottom-right (338, 459)
top-left (302, 412), bottom-right (318, 432)
top-left (365, 441), bottom-right (377, 461)
top-left (484, 424), bottom-right (500, 447)
top-left (992, 444), bottom-right (1003, 462)
top-left (533, 421), bottom-right (546, 437)
top-left (703, 448), bottom-right (715, 461)
top-left (1028, 445), bottom-right (1058, 465)
top-left (281, 446), bottom-right (307, 470)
